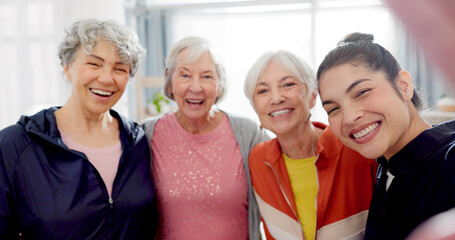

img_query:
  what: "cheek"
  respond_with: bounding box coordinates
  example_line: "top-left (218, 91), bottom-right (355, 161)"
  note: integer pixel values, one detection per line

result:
top-left (204, 82), bottom-right (219, 96)
top-left (253, 97), bottom-right (267, 115)
top-left (170, 81), bottom-right (186, 96)
top-left (117, 77), bottom-right (129, 90)
top-left (328, 117), bottom-right (344, 137)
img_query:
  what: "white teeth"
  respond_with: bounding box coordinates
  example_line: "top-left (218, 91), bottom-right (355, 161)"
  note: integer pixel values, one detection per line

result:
top-left (353, 122), bottom-right (379, 139)
top-left (187, 99), bottom-right (203, 104)
top-left (270, 109), bottom-right (291, 117)
top-left (91, 89), bottom-right (113, 96)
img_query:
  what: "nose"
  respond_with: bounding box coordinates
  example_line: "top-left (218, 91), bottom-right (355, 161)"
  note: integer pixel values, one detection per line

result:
top-left (98, 67), bottom-right (115, 84)
top-left (189, 76), bottom-right (203, 93)
top-left (271, 88), bottom-right (285, 105)
top-left (343, 105), bottom-right (364, 125)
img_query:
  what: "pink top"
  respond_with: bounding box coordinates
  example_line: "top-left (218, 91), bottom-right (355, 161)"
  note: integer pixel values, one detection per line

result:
top-left (60, 131), bottom-right (121, 197)
top-left (151, 112), bottom-right (248, 240)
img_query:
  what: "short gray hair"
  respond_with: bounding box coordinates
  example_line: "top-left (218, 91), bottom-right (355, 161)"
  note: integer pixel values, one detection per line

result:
top-left (58, 18), bottom-right (145, 77)
top-left (244, 50), bottom-right (316, 106)
top-left (163, 36), bottom-right (226, 103)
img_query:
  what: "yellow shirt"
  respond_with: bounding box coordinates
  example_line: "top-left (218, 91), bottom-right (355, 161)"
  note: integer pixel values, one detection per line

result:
top-left (283, 154), bottom-right (318, 240)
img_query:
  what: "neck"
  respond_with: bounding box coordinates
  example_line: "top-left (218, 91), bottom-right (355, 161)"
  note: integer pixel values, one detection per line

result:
top-left (277, 122), bottom-right (321, 159)
top-left (383, 109), bottom-right (431, 160)
top-left (56, 99), bottom-right (115, 133)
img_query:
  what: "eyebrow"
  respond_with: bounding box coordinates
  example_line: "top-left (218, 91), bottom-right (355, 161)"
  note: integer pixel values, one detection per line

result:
top-left (176, 66), bottom-right (215, 73)
top-left (346, 78), bottom-right (371, 93)
top-left (88, 54), bottom-right (126, 65)
top-left (322, 78), bottom-right (371, 106)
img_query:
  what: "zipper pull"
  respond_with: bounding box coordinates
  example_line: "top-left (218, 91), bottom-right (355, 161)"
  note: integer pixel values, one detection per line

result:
top-left (109, 197), bottom-right (114, 209)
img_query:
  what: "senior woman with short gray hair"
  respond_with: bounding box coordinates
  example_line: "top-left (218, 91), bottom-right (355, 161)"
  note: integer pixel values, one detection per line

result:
top-left (0, 19), bottom-right (155, 239)
top-left (141, 36), bottom-right (268, 239)
top-left (244, 50), bottom-right (377, 240)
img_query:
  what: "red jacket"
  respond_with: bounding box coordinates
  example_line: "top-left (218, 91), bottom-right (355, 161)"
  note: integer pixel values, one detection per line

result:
top-left (249, 122), bottom-right (377, 240)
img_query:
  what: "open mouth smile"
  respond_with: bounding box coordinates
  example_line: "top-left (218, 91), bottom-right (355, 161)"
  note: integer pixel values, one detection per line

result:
top-left (186, 99), bottom-right (204, 104)
top-left (90, 88), bottom-right (113, 97)
top-left (270, 109), bottom-right (292, 117)
top-left (351, 122), bottom-right (380, 139)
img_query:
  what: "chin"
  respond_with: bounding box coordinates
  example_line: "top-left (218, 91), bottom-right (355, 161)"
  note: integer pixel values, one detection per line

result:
top-left (355, 147), bottom-right (383, 159)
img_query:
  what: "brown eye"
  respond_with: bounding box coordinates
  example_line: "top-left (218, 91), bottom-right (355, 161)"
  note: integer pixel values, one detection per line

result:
top-left (256, 89), bottom-right (267, 95)
top-left (326, 106), bottom-right (339, 115)
top-left (88, 62), bottom-right (100, 67)
top-left (355, 89), bottom-right (371, 98)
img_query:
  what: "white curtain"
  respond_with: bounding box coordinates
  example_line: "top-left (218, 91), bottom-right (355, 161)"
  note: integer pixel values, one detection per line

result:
top-left (0, 0), bottom-right (125, 129)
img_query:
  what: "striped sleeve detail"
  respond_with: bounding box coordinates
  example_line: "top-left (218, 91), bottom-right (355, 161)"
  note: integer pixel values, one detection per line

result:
top-left (317, 210), bottom-right (368, 240)
top-left (254, 190), bottom-right (303, 240)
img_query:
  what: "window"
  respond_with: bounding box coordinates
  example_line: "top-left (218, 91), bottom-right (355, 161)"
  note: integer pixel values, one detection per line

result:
top-left (131, 0), bottom-right (394, 124)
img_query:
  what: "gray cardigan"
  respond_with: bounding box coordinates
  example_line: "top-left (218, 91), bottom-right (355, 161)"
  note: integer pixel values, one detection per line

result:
top-left (141, 111), bottom-right (269, 239)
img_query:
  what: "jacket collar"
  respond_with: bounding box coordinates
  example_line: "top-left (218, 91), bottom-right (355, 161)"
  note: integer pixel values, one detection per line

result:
top-left (264, 122), bottom-right (343, 168)
top-left (388, 120), bottom-right (455, 178)
top-left (18, 107), bottom-right (137, 146)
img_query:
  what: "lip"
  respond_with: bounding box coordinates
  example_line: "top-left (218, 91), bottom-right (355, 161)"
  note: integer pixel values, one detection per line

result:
top-left (349, 121), bottom-right (381, 144)
top-left (185, 98), bottom-right (205, 104)
top-left (268, 108), bottom-right (293, 118)
top-left (89, 88), bottom-right (115, 98)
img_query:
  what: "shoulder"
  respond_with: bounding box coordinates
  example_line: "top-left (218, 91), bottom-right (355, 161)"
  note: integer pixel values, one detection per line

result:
top-left (0, 123), bottom-right (29, 145)
top-left (0, 123), bottom-right (32, 166)
top-left (249, 139), bottom-right (278, 162)
top-left (424, 121), bottom-right (455, 162)
top-left (112, 111), bottom-right (147, 146)
top-left (225, 112), bottom-right (258, 129)
top-left (139, 112), bottom-right (170, 132)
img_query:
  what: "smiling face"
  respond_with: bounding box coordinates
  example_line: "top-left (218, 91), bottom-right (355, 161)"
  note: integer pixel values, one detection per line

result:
top-left (318, 63), bottom-right (416, 159)
top-left (64, 39), bottom-right (130, 116)
top-left (253, 61), bottom-right (316, 137)
top-left (168, 49), bottom-right (221, 122)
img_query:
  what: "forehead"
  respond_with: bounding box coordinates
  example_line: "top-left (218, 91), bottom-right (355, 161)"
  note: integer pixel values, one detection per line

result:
top-left (257, 61), bottom-right (298, 85)
top-left (176, 48), bottom-right (215, 67)
top-left (320, 64), bottom-right (368, 86)
top-left (319, 63), bottom-right (389, 98)
top-left (79, 40), bottom-right (124, 62)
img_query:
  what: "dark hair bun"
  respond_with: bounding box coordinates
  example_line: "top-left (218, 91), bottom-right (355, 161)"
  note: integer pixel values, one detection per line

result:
top-left (337, 32), bottom-right (374, 46)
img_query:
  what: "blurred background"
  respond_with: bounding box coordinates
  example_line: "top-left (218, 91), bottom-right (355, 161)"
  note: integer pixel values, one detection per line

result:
top-left (1, 0), bottom-right (453, 129)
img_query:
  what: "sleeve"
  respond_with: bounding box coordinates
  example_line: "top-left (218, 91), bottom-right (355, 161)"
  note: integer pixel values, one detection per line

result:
top-left (262, 219), bottom-right (275, 240)
top-left (444, 141), bottom-right (455, 201)
top-left (0, 145), bottom-right (20, 239)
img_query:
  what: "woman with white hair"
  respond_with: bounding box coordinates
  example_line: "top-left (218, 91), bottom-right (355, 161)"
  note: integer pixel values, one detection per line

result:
top-left (141, 36), bottom-right (268, 239)
top-left (244, 50), bottom-right (377, 240)
top-left (0, 19), bottom-right (155, 239)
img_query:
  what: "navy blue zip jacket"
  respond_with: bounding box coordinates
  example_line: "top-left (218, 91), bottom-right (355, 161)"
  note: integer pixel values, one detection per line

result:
top-left (0, 107), bottom-right (156, 239)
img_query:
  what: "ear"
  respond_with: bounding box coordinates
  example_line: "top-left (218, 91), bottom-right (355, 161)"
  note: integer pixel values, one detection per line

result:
top-left (309, 90), bottom-right (318, 108)
top-left (63, 63), bottom-right (72, 82)
top-left (395, 70), bottom-right (414, 99)
top-left (167, 84), bottom-right (173, 97)
top-left (165, 68), bottom-right (170, 79)
top-left (164, 68), bottom-right (174, 97)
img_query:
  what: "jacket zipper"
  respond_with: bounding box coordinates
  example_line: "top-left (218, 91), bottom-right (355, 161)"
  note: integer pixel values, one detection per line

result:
top-left (265, 161), bottom-right (305, 239)
top-left (31, 131), bottom-right (117, 239)
top-left (265, 153), bottom-right (321, 240)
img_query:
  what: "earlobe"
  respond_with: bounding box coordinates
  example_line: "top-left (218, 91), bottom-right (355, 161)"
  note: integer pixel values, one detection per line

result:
top-left (396, 70), bottom-right (414, 99)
